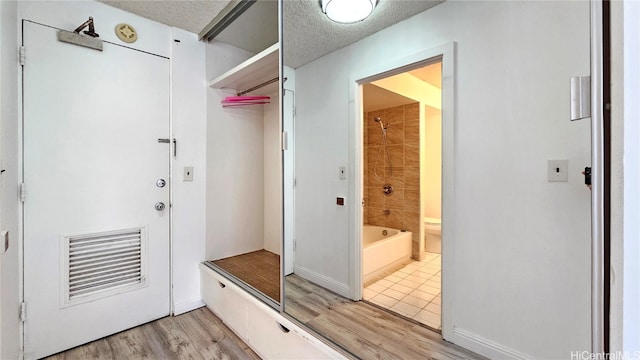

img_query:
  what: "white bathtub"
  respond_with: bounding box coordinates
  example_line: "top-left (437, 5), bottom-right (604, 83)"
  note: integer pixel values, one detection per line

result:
top-left (362, 225), bottom-right (412, 285)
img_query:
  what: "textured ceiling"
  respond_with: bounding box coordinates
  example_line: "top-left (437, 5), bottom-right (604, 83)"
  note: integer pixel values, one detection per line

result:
top-left (99, 0), bottom-right (444, 68)
top-left (283, 0), bottom-right (444, 68)
top-left (99, 1), bottom-right (231, 35)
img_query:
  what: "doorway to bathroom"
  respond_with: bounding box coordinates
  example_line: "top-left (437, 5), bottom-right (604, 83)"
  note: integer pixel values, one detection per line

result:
top-left (360, 59), bottom-right (443, 331)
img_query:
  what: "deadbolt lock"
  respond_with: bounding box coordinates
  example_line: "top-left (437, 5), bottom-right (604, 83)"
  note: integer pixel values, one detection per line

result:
top-left (156, 179), bottom-right (166, 188)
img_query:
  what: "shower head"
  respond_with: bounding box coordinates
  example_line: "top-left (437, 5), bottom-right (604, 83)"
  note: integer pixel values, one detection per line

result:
top-left (374, 117), bottom-right (387, 131)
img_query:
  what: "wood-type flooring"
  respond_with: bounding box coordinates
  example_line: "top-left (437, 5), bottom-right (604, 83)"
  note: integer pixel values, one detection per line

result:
top-left (47, 261), bottom-right (488, 360)
top-left (45, 307), bottom-right (260, 360)
top-left (284, 274), bottom-right (487, 360)
top-left (209, 249), bottom-right (280, 302)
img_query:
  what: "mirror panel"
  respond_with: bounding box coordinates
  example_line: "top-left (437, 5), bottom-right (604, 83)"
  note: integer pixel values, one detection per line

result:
top-left (282, 1), bottom-right (449, 356)
top-left (203, 0), bottom-right (281, 308)
top-left (283, 0), bottom-right (593, 359)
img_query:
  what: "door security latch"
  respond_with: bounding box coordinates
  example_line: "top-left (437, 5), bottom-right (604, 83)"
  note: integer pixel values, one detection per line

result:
top-left (584, 167), bottom-right (592, 187)
top-left (157, 138), bottom-right (176, 157)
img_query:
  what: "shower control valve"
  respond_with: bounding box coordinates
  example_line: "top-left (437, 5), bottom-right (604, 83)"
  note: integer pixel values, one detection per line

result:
top-left (383, 184), bottom-right (394, 195)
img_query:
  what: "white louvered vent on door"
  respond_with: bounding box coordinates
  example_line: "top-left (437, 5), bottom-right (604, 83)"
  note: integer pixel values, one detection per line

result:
top-left (63, 228), bottom-right (147, 305)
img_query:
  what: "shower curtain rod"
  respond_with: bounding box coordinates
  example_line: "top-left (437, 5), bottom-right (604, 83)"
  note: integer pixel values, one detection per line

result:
top-left (237, 77), bottom-right (279, 96)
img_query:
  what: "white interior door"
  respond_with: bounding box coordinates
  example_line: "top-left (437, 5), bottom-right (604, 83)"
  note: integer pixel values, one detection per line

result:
top-left (23, 21), bottom-right (170, 359)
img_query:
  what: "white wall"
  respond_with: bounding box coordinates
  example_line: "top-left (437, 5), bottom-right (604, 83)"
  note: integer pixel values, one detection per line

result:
top-left (424, 105), bottom-right (441, 220)
top-left (610, 0), bottom-right (640, 354)
top-left (293, 1), bottom-right (591, 358)
top-left (372, 74), bottom-right (441, 110)
top-left (0, 1), bottom-right (20, 359)
top-left (206, 42), bottom-right (254, 82)
top-left (263, 90), bottom-right (281, 254)
top-left (170, 28), bottom-right (207, 315)
top-left (205, 42), bottom-right (265, 260)
top-left (18, 1), bottom-right (170, 58)
top-left (620, 3), bottom-right (640, 351)
top-left (205, 42), bottom-right (282, 260)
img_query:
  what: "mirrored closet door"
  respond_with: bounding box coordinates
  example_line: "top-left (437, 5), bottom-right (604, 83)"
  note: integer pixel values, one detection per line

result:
top-left (202, 0), bottom-right (282, 307)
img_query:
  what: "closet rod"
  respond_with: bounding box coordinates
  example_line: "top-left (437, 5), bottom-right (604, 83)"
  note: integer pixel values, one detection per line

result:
top-left (237, 77), bottom-right (279, 96)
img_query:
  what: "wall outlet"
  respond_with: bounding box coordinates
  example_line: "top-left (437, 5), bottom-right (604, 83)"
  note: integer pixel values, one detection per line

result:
top-left (183, 166), bottom-right (194, 182)
top-left (548, 160), bottom-right (569, 182)
top-left (339, 166), bottom-right (346, 180)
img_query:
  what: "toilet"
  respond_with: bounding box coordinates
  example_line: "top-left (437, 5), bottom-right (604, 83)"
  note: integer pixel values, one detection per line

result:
top-left (424, 217), bottom-right (441, 254)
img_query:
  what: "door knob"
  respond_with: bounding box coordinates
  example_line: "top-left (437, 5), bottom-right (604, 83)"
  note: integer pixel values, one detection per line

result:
top-left (155, 202), bottom-right (165, 211)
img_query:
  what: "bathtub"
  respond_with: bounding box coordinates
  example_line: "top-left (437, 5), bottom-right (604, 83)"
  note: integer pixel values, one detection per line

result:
top-left (362, 225), bottom-right (412, 285)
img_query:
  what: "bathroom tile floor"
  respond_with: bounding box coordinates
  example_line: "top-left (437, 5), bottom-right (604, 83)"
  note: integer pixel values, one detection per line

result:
top-left (363, 252), bottom-right (441, 330)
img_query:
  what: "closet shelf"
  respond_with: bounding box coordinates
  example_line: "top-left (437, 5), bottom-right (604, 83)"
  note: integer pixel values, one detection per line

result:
top-left (208, 42), bottom-right (279, 96)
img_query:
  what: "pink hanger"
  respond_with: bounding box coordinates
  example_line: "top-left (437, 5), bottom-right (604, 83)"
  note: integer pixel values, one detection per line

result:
top-left (222, 95), bottom-right (270, 107)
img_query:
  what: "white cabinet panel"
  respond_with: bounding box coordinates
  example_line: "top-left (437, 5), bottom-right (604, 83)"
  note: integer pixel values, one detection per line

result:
top-left (200, 265), bottom-right (347, 359)
top-left (200, 265), bottom-right (249, 340)
top-left (246, 302), bottom-right (342, 359)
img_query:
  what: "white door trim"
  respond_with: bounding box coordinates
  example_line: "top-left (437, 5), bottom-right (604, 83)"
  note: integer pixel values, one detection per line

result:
top-left (348, 42), bottom-right (456, 340)
top-left (590, 0), bottom-right (605, 354)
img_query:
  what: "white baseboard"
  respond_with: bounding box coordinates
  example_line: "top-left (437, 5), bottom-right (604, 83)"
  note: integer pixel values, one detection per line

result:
top-left (453, 328), bottom-right (531, 360)
top-left (293, 265), bottom-right (350, 298)
top-left (363, 257), bottom-right (412, 286)
top-left (173, 298), bottom-right (205, 316)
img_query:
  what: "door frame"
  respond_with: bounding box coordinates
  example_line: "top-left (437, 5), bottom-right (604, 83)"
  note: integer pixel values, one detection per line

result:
top-left (348, 42), bottom-right (456, 340)
top-left (282, 85), bottom-right (296, 277)
top-left (590, 0), bottom-right (606, 354)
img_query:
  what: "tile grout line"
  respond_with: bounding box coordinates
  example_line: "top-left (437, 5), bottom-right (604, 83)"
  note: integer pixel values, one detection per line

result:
top-left (364, 254), bottom-right (442, 327)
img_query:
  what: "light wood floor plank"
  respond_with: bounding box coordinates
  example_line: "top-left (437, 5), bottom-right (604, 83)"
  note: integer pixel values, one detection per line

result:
top-left (43, 308), bottom-right (259, 360)
top-left (179, 308), bottom-right (261, 360)
top-left (285, 274), bottom-right (487, 360)
top-left (106, 326), bottom-right (157, 359)
top-left (149, 316), bottom-right (203, 360)
top-left (45, 338), bottom-right (114, 360)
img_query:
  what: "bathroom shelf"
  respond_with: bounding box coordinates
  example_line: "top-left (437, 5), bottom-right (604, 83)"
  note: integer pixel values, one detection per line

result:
top-left (208, 42), bottom-right (279, 96)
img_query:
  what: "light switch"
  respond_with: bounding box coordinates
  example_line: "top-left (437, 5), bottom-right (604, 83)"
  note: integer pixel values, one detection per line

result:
top-left (183, 166), bottom-right (194, 182)
top-left (548, 160), bottom-right (568, 182)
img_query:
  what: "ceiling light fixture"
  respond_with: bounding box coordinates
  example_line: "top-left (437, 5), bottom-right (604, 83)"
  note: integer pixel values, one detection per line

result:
top-left (321, 0), bottom-right (377, 24)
